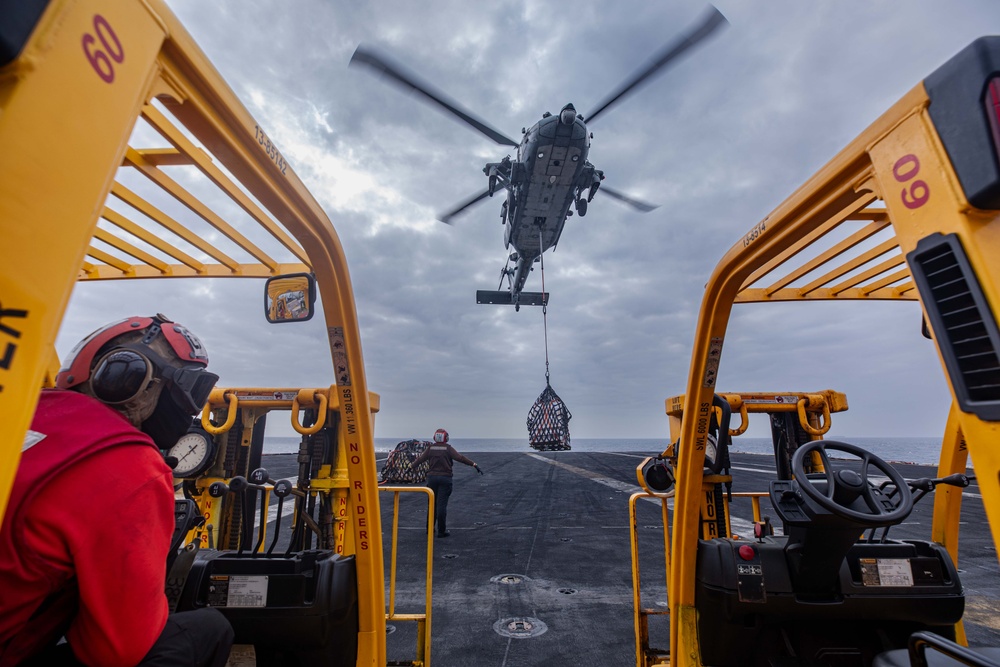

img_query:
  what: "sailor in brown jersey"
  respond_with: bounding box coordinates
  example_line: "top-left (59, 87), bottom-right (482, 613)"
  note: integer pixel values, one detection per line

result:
top-left (411, 429), bottom-right (483, 537)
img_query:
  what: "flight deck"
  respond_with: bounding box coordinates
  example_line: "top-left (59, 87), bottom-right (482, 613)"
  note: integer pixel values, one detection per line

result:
top-left (250, 450), bottom-right (1000, 667)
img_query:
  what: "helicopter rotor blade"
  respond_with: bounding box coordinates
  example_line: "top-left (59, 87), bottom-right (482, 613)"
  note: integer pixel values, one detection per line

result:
top-left (598, 186), bottom-right (660, 212)
top-left (350, 45), bottom-right (519, 147)
top-left (437, 188), bottom-right (495, 225)
top-left (583, 5), bottom-right (728, 125)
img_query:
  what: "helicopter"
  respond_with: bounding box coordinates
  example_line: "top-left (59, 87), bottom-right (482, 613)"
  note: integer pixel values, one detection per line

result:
top-left (350, 6), bottom-right (727, 310)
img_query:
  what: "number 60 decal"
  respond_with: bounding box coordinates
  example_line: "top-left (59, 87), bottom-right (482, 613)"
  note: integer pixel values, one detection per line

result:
top-left (82, 14), bottom-right (124, 83)
top-left (892, 154), bottom-right (930, 210)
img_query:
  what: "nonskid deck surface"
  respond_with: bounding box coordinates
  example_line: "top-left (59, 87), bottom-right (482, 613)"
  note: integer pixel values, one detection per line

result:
top-left (257, 451), bottom-right (1000, 666)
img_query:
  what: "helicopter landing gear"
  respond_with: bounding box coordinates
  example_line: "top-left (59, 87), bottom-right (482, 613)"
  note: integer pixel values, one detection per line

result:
top-left (575, 198), bottom-right (588, 217)
top-left (588, 168), bottom-right (605, 202)
top-left (486, 156), bottom-right (513, 197)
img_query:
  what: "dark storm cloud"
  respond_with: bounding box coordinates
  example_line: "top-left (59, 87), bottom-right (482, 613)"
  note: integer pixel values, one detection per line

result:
top-left (56, 0), bottom-right (998, 440)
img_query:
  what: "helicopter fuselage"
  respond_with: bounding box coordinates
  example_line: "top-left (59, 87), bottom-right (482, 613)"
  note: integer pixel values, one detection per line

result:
top-left (353, 8), bottom-right (726, 308)
top-left (487, 105), bottom-right (602, 299)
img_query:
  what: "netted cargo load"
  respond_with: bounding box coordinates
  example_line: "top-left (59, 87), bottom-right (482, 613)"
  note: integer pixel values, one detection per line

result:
top-left (526, 383), bottom-right (572, 451)
top-left (379, 439), bottom-right (432, 484)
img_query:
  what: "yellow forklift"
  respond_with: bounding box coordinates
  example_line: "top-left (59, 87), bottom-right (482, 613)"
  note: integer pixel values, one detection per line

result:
top-left (633, 36), bottom-right (1000, 667)
top-left (1, 2), bottom-right (432, 664)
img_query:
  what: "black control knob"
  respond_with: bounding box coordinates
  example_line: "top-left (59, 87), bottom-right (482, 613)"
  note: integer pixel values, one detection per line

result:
top-left (208, 481), bottom-right (229, 497)
top-left (249, 468), bottom-right (271, 485)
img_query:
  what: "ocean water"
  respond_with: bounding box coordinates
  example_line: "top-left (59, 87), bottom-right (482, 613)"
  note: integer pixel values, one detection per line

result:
top-left (262, 435), bottom-right (946, 466)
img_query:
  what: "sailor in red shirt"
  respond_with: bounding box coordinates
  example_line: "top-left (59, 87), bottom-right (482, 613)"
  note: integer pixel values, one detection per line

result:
top-left (411, 429), bottom-right (483, 537)
top-left (0, 315), bottom-right (233, 666)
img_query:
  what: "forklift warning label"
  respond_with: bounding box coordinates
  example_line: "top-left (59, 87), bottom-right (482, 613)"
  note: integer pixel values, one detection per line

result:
top-left (329, 327), bottom-right (351, 386)
top-left (207, 575), bottom-right (268, 607)
top-left (702, 337), bottom-right (723, 388)
top-left (234, 390), bottom-right (299, 401)
top-left (859, 558), bottom-right (913, 587)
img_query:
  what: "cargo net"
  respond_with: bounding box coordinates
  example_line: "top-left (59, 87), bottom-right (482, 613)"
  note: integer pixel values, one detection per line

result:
top-left (526, 383), bottom-right (572, 451)
top-left (379, 439), bottom-right (432, 484)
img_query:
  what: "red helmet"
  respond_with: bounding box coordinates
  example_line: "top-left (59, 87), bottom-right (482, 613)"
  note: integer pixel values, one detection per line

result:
top-left (433, 429), bottom-right (449, 444)
top-left (57, 315), bottom-right (217, 420)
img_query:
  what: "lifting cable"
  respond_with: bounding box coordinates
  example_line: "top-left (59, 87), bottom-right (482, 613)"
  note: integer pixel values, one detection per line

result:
top-left (539, 228), bottom-right (550, 384)
top-left (525, 228), bottom-right (572, 451)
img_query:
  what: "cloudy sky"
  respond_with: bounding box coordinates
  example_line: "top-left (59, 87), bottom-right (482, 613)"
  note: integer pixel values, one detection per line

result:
top-left (58, 0), bottom-right (998, 442)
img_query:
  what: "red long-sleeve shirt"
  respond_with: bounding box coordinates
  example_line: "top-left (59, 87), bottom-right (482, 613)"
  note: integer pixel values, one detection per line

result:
top-left (0, 391), bottom-right (173, 667)
top-left (411, 444), bottom-right (476, 477)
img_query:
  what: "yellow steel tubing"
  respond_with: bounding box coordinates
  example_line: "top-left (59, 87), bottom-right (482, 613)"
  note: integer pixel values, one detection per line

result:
top-left (100, 207), bottom-right (205, 273)
top-left (81, 262), bottom-right (310, 281)
top-left (389, 492), bottom-right (400, 619)
top-left (193, 387), bottom-right (378, 415)
top-left (738, 285), bottom-right (919, 302)
top-left (668, 391), bottom-right (849, 418)
top-left (1, 2), bottom-right (389, 661)
top-left (109, 180), bottom-right (235, 271)
top-left (291, 390), bottom-right (328, 435)
top-left (0, 0), bottom-right (172, 520)
top-left (797, 236), bottom-right (901, 296)
top-left (666, 83), bottom-right (936, 666)
top-left (202, 392), bottom-right (238, 435)
top-left (865, 108), bottom-right (1000, 560)
top-left (859, 268), bottom-right (911, 295)
top-left (93, 227), bottom-right (170, 273)
top-left (762, 219), bottom-right (891, 296)
top-left (143, 6), bottom-right (390, 650)
top-left (629, 494), bottom-right (644, 667)
top-left (729, 492), bottom-right (767, 523)
top-left (931, 401), bottom-right (970, 645)
top-left (740, 190), bottom-right (877, 290)
top-left (724, 397), bottom-right (749, 436)
top-left (123, 147), bottom-right (278, 273)
top-left (131, 146), bottom-right (192, 166)
top-left (829, 255), bottom-right (906, 295)
top-left (796, 396), bottom-right (831, 436)
top-left (630, 492), bottom-right (672, 667)
top-left (380, 486), bottom-right (434, 667)
top-left (85, 246), bottom-right (134, 274)
top-left (139, 104), bottom-right (310, 265)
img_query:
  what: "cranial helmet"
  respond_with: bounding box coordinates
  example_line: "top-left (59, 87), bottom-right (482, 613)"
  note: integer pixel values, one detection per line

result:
top-left (433, 429), bottom-right (449, 444)
top-left (56, 314), bottom-right (219, 448)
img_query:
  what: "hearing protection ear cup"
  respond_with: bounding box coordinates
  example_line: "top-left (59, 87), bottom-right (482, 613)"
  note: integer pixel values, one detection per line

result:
top-left (90, 349), bottom-right (154, 404)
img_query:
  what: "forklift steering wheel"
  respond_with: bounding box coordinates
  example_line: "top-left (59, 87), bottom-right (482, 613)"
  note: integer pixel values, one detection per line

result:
top-left (791, 440), bottom-right (913, 527)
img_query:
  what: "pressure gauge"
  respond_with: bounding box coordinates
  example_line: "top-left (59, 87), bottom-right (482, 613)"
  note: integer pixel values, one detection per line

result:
top-left (167, 427), bottom-right (217, 478)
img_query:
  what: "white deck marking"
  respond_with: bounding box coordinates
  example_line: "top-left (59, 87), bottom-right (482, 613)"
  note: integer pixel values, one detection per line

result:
top-left (257, 501), bottom-right (297, 527)
top-left (526, 453), bottom-right (756, 534)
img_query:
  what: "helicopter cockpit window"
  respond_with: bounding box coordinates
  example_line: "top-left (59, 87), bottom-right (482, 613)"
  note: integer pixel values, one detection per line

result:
top-left (264, 273), bottom-right (316, 324)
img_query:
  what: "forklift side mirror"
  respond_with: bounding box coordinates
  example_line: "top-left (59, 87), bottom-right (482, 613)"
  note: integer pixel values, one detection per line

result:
top-left (265, 273), bottom-right (316, 323)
